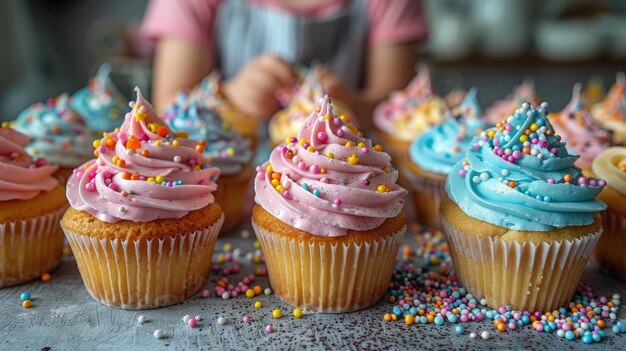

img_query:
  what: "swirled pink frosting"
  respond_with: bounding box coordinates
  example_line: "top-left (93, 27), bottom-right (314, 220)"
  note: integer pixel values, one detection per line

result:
top-left (254, 95), bottom-right (407, 237)
top-left (66, 88), bottom-right (220, 223)
top-left (551, 83), bottom-right (610, 168)
top-left (483, 79), bottom-right (540, 124)
top-left (0, 126), bottom-right (59, 201)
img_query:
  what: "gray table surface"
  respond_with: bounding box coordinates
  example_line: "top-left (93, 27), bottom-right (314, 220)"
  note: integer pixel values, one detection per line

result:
top-left (1, 224), bottom-right (626, 351)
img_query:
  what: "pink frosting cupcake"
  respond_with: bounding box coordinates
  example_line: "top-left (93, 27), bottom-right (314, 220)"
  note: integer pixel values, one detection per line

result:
top-left (253, 95), bottom-right (407, 312)
top-left (483, 79), bottom-right (540, 124)
top-left (61, 88), bottom-right (224, 309)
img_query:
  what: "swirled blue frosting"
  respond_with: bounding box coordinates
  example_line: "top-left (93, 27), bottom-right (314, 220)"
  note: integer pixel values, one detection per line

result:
top-left (164, 92), bottom-right (252, 175)
top-left (446, 102), bottom-right (607, 231)
top-left (410, 88), bottom-right (488, 174)
top-left (71, 65), bottom-right (130, 132)
top-left (15, 94), bottom-right (93, 167)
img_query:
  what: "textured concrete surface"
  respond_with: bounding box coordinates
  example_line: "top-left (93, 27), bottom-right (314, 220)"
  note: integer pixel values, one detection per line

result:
top-left (1, 227), bottom-right (625, 351)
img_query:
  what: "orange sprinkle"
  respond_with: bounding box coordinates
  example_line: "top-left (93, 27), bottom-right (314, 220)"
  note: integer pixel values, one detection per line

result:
top-left (508, 181), bottom-right (517, 188)
top-left (157, 125), bottom-right (169, 137)
top-left (131, 174), bottom-right (140, 181)
top-left (141, 150), bottom-right (150, 157)
top-left (121, 172), bottom-right (131, 180)
top-left (117, 159), bottom-right (126, 168)
top-left (253, 285), bottom-right (263, 295)
top-left (563, 174), bottom-right (573, 183)
top-left (195, 145), bottom-right (205, 153)
top-left (41, 273), bottom-right (51, 282)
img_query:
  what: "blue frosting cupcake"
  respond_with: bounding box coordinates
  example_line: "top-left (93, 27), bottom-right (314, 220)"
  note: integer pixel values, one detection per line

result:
top-left (409, 88), bottom-right (488, 175)
top-left (15, 94), bottom-right (93, 169)
top-left (163, 92), bottom-right (253, 175)
top-left (446, 102), bottom-right (607, 231)
top-left (71, 64), bottom-right (130, 133)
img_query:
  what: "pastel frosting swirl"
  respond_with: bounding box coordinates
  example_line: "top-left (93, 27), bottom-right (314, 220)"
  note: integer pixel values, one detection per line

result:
top-left (550, 83), bottom-right (611, 168)
top-left (163, 92), bottom-right (252, 175)
top-left (446, 102), bottom-right (607, 231)
top-left (373, 64), bottom-right (448, 142)
top-left (71, 64), bottom-right (130, 132)
top-left (15, 94), bottom-right (94, 167)
top-left (592, 147), bottom-right (626, 195)
top-left (410, 88), bottom-right (488, 174)
top-left (255, 95), bottom-right (407, 237)
top-left (591, 72), bottom-right (626, 144)
top-left (66, 88), bottom-right (220, 223)
top-left (0, 125), bottom-right (59, 201)
top-left (483, 79), bottom-right (539, 124)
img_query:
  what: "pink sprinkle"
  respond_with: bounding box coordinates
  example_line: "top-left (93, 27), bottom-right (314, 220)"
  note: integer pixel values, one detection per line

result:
top-left (361, 147), bottom-right (369, 153)
top-left (88, 170), bottom-right (97, 179)
top-left (243, 277), bottom-right (251, 285)
top-left (265, 325), bottom-right (273, 333)
top-left (243, 316), bottom-right (251, 323)
top-left (458, 170), bottom-right (467, 177)
top-left (201, 289), bottom-right (210, 298)
top-left (102, 171), bottom-right (112, 178)
top-left (496, 149), bottom-right (504, 156)
top-left (85, 182), bottom-right (96, 192)
top-left (107, 183), bottom-right (117, 191)
top-left (189, 158), bottom-right (197, 166)
top-left (278, 146), bottom-right (287, 154)
top-left (493, 138), bottom-right (500, 146)
top-left (118, 131), bottom-right (127, 140)
top-left (547, 178), bottom-right (555, 184)
top-left (140, 133), bottom-right (149, 141)
top-left (302, 143), bottom-right (310, 149)
top-left (317, 132), bottom-right (327, 141)
top-left (310, 165), bottom-right (320, 174)
top-left (297, 162), bottom-right (306, 170)
top-left (589, 179), bottom-right (597, 186)
top-left (98, 146), bottom-right (107, 153)
top-left (501, 155), bottom-right (508, 161)
top-left (531, 138), bottom-right (538, 144)
top-left (257, 172), bottom-right (265, 181)
top-left (550, 148), bottom-right (558, 155)
top-left (290, 137), bottom-right (297, 144)
top-left (241, 284), bottom-right (249, 292)
top-left (199, 179), bottom-right (208, 185)
top-left (336, 129), bottom-right (344, 137)
top-left (333, 198), bottom-right (342, 206)
top-left (598, 179), bottom-right (607, 187)
top-left (34, 158), bottom-right (48, 167)
top-left (505, 124), bottom-right (513, 131)
top-left (282, 191), bottom-right (292, 199)
top-left (188, 319), bottom-right (197, 328)
top-left (460, 315), bottom-right (469, 323)
top-left (578, 177), bottom-right (588, 185)
top-left (512, 151), bottom-right (522, 159)
top-left (507, 156), bottom-right (515, 162)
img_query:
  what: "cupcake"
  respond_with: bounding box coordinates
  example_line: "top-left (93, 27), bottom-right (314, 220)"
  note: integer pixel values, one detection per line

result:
top-left (252, 95), bottom-right (407, 312)
top-left (268, 67), bottom-right (352, 147)
top-left (164, 92), bottom-right (253, 233)
top-left (550, 83), bottom-right (611, 175)
top-left (0, 124), bottom-right (66, 287)
top-left (373, 63), bottom-right (448, 167)
top-left (15, 94), bottom-right (94, 181)
top-left (71, 64), bottom-right (130, 134)
top-left (591, 72), bottom-right (626, 145)
top-left (192, 73), bottom-right (259, 145)
top-left (61, 88), bottom-right (223, 309)
top-left (442, 102), bottom-right (607, 311)
top-left (592, 147), bottom-right (626, 281)
top-left (405, 88), bottom-right (488, 229)
top-left (483, 79), bottom-right (539, 124)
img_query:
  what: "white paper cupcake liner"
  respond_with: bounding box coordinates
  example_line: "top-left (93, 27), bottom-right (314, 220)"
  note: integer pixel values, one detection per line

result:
top-left (442, 217), bottom-right (602, 311)
top-left (253, 221), bottom-right (406, 313)
top-left (63, 214), bottom-right (223, 310)
top-left (0, 207), bottom-right (66, 288)
top-left (595, 209), bottom-right (626, 281)
top-left (403, 165), bottom-right (447, 229)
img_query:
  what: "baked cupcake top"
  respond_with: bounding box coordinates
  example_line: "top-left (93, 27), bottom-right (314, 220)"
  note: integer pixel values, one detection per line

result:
top-left (592, 147), bottom-right (626, 196)
top-left (373, 64), bottom-right (448, 142)
top-left (255, 95), bottom-right (407, 237)
top-left (71, 64), bottom-right (130, 133)
top-left (66, 88), bottom-right (220, 223)
top-left (591, 72), bottom-right (626, 144)
top-left (483, 79), bottom-right (539, 124)
top-left (409, 88), bottom-right (488, 175)
top-left (550, 84), bottom-right (611, 168)
top-left (15, 94), bottom-right (93, 168)
top-left (163, 92), bottom-right (252, 176)
top-left (446, 102), bottom-right (607, 231)
top-left (0, 124), bottom-right (59, 201)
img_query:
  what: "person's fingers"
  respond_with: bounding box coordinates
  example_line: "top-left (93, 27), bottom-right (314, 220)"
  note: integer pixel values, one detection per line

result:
top-left (247, 69), bottom-right (284, 95)
top-left (235, 86), bottom-right (278, 118)
top-left (256, 54), bottom-right (295, 86)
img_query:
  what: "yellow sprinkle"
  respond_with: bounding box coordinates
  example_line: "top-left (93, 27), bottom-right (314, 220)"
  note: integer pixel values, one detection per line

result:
top-left (299, 138), bottom-right (308, 146)
top-left (285, 137), bottom-right (292, 144)
top-left (405, 314), bottom-right (415, 325)
top-left (93, 150), bottom-right (99, 157)
top-left (357, 142), bottom-right (365, 148)
top-left (276, 185), bottom-right (285, 193)
top-left (155, 176), bottom-right (165, 183)
top-left (226, 147), bottom-right (235, 156)
top-left (340, 115), bottom-right (350, 122)
top-left (377, 185), bottom-right (388, 193)
top-left (22, 300), bottom-right (32, 309)
top-left (383, 166), bottom-right (391, 173)
top-left (112, 156), bottom-right (119, 163)
top-left (245, 289), bottom-right (255, 298)
top-left (271, 179), bottom-right (280, 187)
top-left (172, 140), bottom-right (180, 147)
top-left (1, 122), bottom-right (10, 128)
top-left (293, 308), bottom-right (303, 319)
top-left (147, 177), bottom-right (155, 183)
top-left (254, 241), bottom-right (261, 249)
top-left (487, 130), bottom-right (496, 139)
top-left (92, 140), bottom-right (101, 148)
top-left (254, 301), bottom-right (263, 309)
top-left (326, 152), bottom-right (334, 159)
top-left (347, 154), bottom-right (359, 165)
top-left (519, 135), bottom-right (528, 143)
top-left (307, 146), bottom-right (315, 152)
top-left (530, 123), bottom-right (538, 132)
top-left (154, 140), bottom-right (162, 146)
top-left (134, 110), bottom-right (147, 122)
top-left (345, 141), bottom-right (355, 147)
top-left (272, 309), bottom-right (282, 319)
top-left (266, 164), bottom-right (273, 173)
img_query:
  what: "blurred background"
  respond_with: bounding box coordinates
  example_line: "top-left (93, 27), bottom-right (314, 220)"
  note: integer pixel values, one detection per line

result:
top-left (1, 0), bottom-right (625, 121)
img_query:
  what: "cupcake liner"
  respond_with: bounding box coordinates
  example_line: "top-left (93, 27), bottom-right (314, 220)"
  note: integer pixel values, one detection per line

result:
top-left (253, 221), bottom-right (406, 313)
top-left (214, 165), bottom-right (253, 233)
top-left (442, 217), bottom-right (602, 311)
top-left (595, 209), bottom-right (626, 282)
top-left (0, 207), bottom-right (66, 288)
top-left (63, 214), bottom-right (223, 309)
top-left (403, 166), bottom-right (447, 229)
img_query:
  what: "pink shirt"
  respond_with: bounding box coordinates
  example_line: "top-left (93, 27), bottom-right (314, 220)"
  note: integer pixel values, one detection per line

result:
top-left (141, 0), bottom-right (427, 50)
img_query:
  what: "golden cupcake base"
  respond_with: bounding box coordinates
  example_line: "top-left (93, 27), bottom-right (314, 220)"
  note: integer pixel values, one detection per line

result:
top-left (404, 161), bottom-right (447, 229)
top-left (214, 163), bottom-right (254, 233)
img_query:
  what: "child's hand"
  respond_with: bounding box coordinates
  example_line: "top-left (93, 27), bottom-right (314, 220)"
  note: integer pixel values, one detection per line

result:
top-left (222, 54), bottom-right (295, 119)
